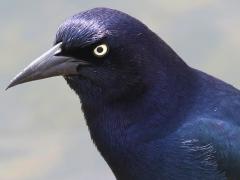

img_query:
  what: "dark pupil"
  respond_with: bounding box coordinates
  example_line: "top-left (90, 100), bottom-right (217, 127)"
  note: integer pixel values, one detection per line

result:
top-left (97, 47), bottom-right (104, 53)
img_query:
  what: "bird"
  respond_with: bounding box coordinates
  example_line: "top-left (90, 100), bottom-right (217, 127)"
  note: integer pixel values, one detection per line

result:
top-left (7, 7), bottom-right (240, 180)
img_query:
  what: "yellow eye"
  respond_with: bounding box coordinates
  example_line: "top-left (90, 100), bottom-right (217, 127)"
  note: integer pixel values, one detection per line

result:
top-left (93, 44), bottom-right (109, 58)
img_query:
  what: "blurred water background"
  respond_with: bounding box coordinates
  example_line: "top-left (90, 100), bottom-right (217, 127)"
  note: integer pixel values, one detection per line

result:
top-left (1, 0), bottom-right (240, 179)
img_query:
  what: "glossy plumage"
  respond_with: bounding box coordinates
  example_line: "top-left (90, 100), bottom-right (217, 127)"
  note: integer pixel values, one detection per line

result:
top-left (57, 8), bottom-right (240, 180)
top-left (10, 7), bottom-right (240, 180)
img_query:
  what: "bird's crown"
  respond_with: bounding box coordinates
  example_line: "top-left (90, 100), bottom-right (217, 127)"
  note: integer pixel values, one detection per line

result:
top-left (55, 8), bottom-right (149, 49)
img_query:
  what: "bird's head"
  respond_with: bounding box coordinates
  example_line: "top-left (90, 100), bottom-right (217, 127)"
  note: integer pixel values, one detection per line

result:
top-left (7, 8), bottom-right (185, 103)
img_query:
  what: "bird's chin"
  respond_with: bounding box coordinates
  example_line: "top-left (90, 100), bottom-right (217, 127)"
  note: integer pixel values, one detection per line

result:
top-left (63, 75), bottom-right (83, 95)
top-left (64, 75), bottom-right (85, 89)
top-left (63, 74), bottom-right (96, 96)
top-left (64, 75), bottom-right (80, 81)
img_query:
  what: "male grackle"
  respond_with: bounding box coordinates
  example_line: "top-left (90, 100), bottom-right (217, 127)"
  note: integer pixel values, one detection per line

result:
top-left (7, 8), bottom-right (240, 180)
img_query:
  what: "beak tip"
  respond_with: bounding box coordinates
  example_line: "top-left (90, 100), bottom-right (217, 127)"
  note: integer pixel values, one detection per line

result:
top-left (5, 81), bottom-right (16, 90)
top-left (5, 73), bottom-right (24, 90)
top-left (6, 71), bottom-right (29, 91)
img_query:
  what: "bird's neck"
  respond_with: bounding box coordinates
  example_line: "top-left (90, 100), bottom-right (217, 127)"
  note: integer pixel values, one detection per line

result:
top-left (67, 61), bottom-right (197, 179)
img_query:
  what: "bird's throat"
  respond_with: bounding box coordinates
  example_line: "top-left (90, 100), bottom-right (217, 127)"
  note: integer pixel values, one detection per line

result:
top-left (65, 65), bottom-right (198, 179)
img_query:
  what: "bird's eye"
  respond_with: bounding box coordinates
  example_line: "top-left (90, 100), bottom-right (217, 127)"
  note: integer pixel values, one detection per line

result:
top-left (93, 44), bottom-right (109, 58)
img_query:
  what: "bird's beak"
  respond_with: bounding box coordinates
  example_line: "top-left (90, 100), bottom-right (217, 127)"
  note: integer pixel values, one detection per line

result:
top-left (6, 42), bottom-right (88, 90)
